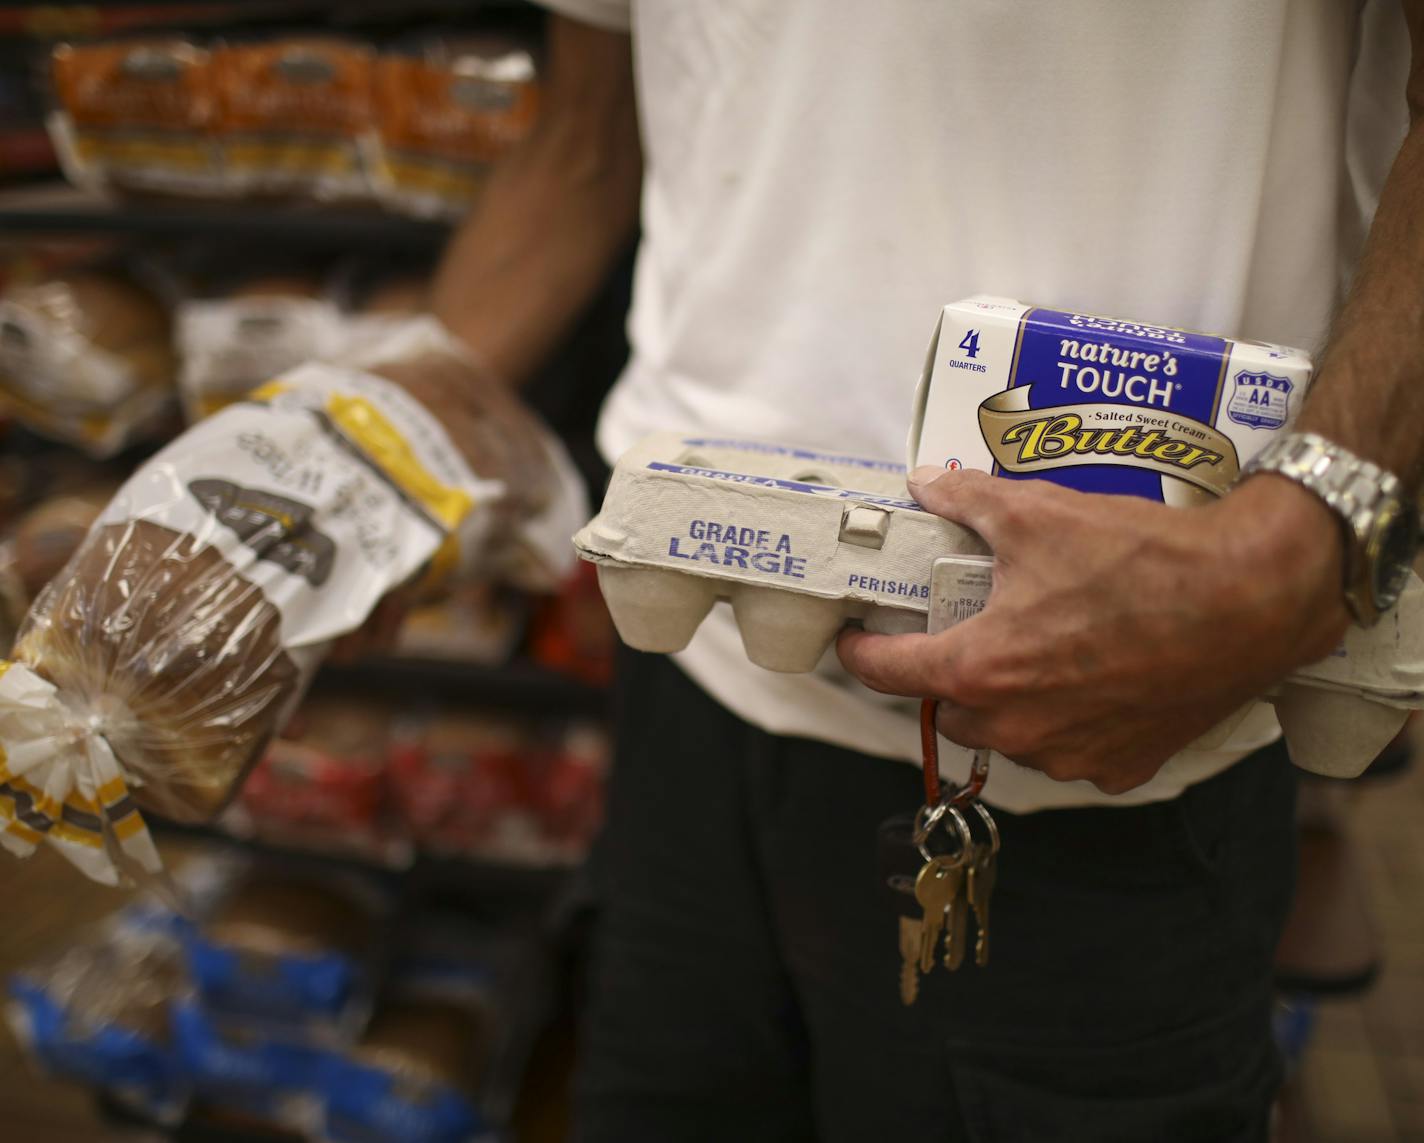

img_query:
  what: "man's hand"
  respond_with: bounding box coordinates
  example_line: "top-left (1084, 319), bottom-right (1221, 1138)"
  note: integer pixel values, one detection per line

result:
top-left (837, 468), bottom-right (1352, 793)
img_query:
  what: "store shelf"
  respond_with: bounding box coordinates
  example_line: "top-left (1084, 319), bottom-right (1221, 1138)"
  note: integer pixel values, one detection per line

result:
top-left (0, 1), bottom-right (535, 39)
top-left (315, 654), bottom-right (609, 716)
top-left (151, 814), bottom-right (578, 911)
top-left (0, 183), bottom-right (450, 246)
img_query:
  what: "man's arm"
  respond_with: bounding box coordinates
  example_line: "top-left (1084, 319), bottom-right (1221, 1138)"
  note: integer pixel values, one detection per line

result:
top-left (1296, 0), bottom-right (1424, 484)
top-left (430, 14), bottom-right (641, 386)
top-left (839, 3), bottom-right (1424, 794)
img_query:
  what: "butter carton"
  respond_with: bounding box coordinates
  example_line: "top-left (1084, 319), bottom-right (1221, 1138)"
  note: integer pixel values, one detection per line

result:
top-left (909, 297), bottom-right (1313, 502)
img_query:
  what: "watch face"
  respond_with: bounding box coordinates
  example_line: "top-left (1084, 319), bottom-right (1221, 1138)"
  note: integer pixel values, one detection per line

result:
top-left (1371, 502), bottom-right (1419, 611)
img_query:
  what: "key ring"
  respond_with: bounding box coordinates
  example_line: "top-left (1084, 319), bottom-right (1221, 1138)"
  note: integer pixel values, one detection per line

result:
top-left (920, 698), bottom-right (992, 810)
top-left (971, 799), bottom-right (1000, 855)
top-left (914, 801), bottom-right (972, 863)
top-left (911, 800), bottom-right (948, 853)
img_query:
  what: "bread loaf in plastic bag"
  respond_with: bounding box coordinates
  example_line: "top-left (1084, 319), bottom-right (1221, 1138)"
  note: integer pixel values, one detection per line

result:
top-left (0, 269), bottom-right (177, 457)
top-left (0, 319), bottom-right (585, 884)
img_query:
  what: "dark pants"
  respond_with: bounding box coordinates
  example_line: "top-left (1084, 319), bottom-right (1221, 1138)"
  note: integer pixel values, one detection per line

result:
top-left (575, 648), bottom-right (1297, 1143)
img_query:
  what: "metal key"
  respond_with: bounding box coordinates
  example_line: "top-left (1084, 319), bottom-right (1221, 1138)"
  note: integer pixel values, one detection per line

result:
top-left (898, 916), bottom-right (922, 1005)
top-left (943, 850), bottom-right (971, 971)
top-left (967, 840), bottom-right (998, 968)
top-left (915, 854), bottom-right (962, 974)
top-left (878, 812), bottom-right (929, 1005)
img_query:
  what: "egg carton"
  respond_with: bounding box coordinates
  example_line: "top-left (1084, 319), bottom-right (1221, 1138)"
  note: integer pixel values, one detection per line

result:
top-left (929, 555), bottom-right (1424, 778)
top-left (573, 434), bottom-right (989, 672)
top-left (574, 434), bottom-right (1424, 777)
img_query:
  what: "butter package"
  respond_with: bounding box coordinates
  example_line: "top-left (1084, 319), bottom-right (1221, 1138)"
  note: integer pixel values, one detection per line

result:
top-left (909, 296), bottom-right (1314, 503)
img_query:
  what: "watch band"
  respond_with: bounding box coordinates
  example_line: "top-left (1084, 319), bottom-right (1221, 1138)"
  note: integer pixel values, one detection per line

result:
top-left (1243, 432), bottom-right (1405, 542)
top-left (1241, 431), bottom-right (1412, 625)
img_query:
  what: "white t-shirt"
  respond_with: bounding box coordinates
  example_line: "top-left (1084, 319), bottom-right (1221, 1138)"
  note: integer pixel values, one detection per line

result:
top-left (541, 0), bottom-right (1411, 811)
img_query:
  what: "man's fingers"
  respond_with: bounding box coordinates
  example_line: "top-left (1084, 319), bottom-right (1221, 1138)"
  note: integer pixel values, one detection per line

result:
top-left (837, 628), bottom-right (960, 698)
top-left (907, 466), bottom-right (1024, 546)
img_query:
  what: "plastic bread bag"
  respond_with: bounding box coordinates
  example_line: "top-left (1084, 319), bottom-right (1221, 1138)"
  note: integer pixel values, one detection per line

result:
top-left (0, 484), bottom-right (116, 653)
top-left (315, 913), bottom-right (537, 1143)
top-left (317, 993), bottom-right (493, 1143)
top-left (182, 862), bottom-right (386, 1033)
top-left (0, 267), bottom-right (178, 457)
top-left (0, 317), bottom-right (587, 886)
top-left (368, 33), bottom-right (540, 219)
top-left (235, 696), bottom-right (399, 864)
top-left (47, 38), bottom-right (221, 196)
top-left (177, 271), bottom-right (343, 423)
top-left (169, 995), bottom-right (330, 1132)
top-left (212, 36), bottom-right (375, 201)
top-left (7, 924), bottom-right (189, 1124)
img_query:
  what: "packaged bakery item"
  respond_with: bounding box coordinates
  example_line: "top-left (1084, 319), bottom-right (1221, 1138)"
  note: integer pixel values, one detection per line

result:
top-left (7, 926), bottom-right (189, 1124)
top-left (315, 915), bottom-right (525, 1143)
top-left (530, 722), bottom-right (607, 853)
top-left (48, 38), bottom-right (220, 195)
top-left (184, 865), bottom-right (382, 1030)
top-left (213, 37), bottom-right (374, 200)
top-left (389, 712), bottom-right (530, 859)
top-left (170, 996), bottom-right (329, 1131)
top-left (0, 317), bottom-right (586, 885)
top-left (370, 35), bottom-right (539, 218)
top-left (0, 484), bottom-right (115, 652)
top-left (339, 265), bottom-right (437, 365)
top-left (0, 268), bottom-right (178, 457)
top-left (7, 485), bottom-right (116, 601)
top-left (177, 271), bottom-right (342, 422)
top-left (318, 998), bottom-right (491, 1143)
top-left (237, 697), bottom-right (397, 862)
top-left (527, 560), bottom-right (615, 685)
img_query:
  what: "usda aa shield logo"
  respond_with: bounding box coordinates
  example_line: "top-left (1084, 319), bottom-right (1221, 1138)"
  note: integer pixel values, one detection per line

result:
top-left (1228, 371), bottom-right (1293, 430)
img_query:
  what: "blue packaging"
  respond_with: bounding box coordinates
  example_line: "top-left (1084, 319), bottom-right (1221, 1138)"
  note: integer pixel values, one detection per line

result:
top-left (911, 296), bottom-right (1314, 507)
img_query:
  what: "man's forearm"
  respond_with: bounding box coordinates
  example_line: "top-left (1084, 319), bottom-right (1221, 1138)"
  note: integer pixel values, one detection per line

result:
top-left (431, 16), bottom-right (642, 387)
top-left (1298, 2), bottom-right (1424, 492)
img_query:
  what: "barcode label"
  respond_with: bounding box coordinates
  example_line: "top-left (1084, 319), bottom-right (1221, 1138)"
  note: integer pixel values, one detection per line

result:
top-left (928, 556), bottom-right (994, 636)
top-left (949, 596), bottom-right (985, 624)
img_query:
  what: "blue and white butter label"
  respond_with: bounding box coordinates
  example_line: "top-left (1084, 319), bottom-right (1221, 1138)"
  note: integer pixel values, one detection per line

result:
top-left (1228, 371), bottom-right (1294, 430)
top-left (911, 297), bottom-right (1314, 506)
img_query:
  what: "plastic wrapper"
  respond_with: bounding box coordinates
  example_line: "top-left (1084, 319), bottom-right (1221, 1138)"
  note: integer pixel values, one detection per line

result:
top-left (177, 272), bottom-right (341, 422)
top-left (0, 484), bottom-right (115, 659)
top-left (7, 926), bottom-right (189, 1124)
top-left (213, 37), bottom-right (375, 201)
top-left (48, 38), bottom-right (221, 196)
top-left (182, 866), bottom-right (383, 1032)
top-left (527, 560), bottom-right (615, 686)
top-left (0, 269), bottom-right (178, 457)
top-left (394, 582), bottom-right (525, 663)
top-left (368, 35), bottom-right (540, 219)
top-left (170, 997), bottom-right (329, 1132)
top-left (236, 697), bottom-right (404, 865)
top-left (316, 914), bottom-right (539, 1143)
top-left (389, 716), bottom-right (607, 867)
top-left (0, 318), bottom-right (587, 886)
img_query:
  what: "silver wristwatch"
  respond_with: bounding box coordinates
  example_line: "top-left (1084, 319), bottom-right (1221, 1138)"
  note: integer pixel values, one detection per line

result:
top-left (1242, 431), bottom-right (1419, 626)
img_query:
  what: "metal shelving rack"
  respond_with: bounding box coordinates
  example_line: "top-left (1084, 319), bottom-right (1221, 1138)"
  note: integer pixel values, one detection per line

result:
top-left (0, 4), bottom-right (611, 1137)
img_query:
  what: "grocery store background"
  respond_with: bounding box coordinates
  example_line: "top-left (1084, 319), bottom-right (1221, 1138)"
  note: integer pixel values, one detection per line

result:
top-left (0, 3), bottom-right (1419, 1142)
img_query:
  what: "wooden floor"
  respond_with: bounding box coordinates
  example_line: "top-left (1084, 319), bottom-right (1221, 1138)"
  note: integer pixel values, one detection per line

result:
top-left (1288, 731), bottom-right (1424, 1143)
top-left (1, 739), bottom-right (1421, 1142)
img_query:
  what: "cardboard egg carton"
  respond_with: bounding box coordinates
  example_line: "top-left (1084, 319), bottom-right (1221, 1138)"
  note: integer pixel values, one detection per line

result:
top-left (575, 433), bottom-right (1424, 778)
top-left (572, 434), bottom-right (989, 672)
